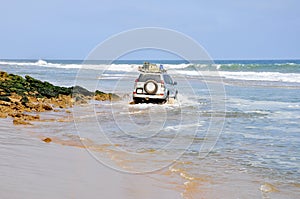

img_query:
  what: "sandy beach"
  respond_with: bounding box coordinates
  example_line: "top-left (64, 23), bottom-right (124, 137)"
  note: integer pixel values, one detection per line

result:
top-left (2, 115), bottom-right (298, 199)
top-left (0, 117), bottom-right (182, 199)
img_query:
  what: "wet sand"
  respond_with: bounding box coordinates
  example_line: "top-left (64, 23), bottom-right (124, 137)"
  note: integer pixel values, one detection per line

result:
top-left (0, 119), bottom-right (181, 199)
top-left (1, 111), bottom-right (300, 199)
top-left (1, 106), bottom-right (299, 199)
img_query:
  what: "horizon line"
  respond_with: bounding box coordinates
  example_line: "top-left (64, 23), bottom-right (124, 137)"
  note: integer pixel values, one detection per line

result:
top-left (1, 58), bottom-right (300, 61)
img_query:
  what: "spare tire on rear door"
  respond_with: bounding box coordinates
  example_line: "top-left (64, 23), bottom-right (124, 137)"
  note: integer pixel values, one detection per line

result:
top-left (144, 80), bottom-right (158, 94)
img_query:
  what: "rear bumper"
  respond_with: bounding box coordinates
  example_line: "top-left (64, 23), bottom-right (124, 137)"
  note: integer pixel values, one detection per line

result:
top-left (133, 93), bottom-right (167, 100)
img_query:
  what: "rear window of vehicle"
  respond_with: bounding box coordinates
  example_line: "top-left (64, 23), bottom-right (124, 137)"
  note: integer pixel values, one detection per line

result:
top-left (163, 75), bottom-right (173, 84)
top-left (138, 74), bottom-right (161, 82)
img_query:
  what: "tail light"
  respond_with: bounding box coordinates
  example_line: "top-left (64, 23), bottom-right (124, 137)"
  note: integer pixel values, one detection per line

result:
top-left (134, 79), bottom-right (138, 87)
top-left (161, 80), bottom-right (165, 88)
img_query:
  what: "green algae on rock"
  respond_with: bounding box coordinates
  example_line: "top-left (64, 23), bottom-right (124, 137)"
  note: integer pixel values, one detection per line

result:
top-left (0, 70), bottom-right (120, 125)
top-left (0, 71), bottom-right (119, 101)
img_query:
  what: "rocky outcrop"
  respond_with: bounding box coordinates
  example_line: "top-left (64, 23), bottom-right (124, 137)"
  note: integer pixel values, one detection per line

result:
top-left (94, 90), bottom-right (119, 101)
top-left (0, 71), bottom-right (120, 125)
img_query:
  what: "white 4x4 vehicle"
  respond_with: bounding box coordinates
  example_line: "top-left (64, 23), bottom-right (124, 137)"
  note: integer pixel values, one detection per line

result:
top-left (133, 63), bottom-right (178, 104)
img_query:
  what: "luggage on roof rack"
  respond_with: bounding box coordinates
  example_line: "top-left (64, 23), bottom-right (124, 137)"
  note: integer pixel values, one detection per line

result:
top-left (138, 62), bottom-right (167, 73)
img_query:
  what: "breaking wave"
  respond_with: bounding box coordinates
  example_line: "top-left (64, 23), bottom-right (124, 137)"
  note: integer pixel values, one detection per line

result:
top-left (1, 59), bottom-right (300, 83)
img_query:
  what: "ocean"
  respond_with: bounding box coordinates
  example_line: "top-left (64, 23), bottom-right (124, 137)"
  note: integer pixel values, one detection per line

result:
top-left (0, 59), bottom-right (299, 198)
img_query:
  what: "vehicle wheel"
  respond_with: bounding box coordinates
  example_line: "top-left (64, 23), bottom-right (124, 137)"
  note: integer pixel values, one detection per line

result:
top-left (163, 93), bottom-right (169, 104)
top-left (144, 80), bottom-right (158, 94)
top-left (133, 98), bottom-right (140, 104)
top-left (174, 91), bottom-right (178, 100)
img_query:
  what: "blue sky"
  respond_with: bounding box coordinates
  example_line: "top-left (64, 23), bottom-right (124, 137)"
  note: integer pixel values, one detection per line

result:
top-left (0, 0), bottom-right (299, 60)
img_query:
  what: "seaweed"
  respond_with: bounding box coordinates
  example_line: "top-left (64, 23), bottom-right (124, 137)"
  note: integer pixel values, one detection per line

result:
top-left (0, 71), bottom-right (119, 101)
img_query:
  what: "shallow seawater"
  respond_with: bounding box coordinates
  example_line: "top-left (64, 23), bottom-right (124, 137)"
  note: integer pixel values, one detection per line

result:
top-left (1, 60), bottom-right (300, 198)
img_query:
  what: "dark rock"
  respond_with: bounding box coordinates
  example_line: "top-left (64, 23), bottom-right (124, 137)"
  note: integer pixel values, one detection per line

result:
top-left (42, 137), bottom-right (52, 143)
top-left (95, 90), bottom-right (120, 101)
top-left (0, 96), bottom-right (11, 102)
top-left (72, 86), bottom-right (93, 96)
top-left (0, 70), bottom-right (120, 125)
top-left (13, 118), bottom-right (32, 125)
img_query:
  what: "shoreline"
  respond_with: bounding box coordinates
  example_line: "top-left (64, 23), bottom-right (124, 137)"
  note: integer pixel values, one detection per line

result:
top-left (0, 122), bottom-right (181, 199)
top-left (3, 116), bottom-right (293, 199)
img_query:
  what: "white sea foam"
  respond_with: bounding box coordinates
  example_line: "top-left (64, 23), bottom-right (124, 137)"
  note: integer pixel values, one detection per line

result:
top-left (1, 60), bottom-right (300, 83)
top-left (220, 71), bottom-right (300, 83)
top-left (288, 104), bottom-right (300, 108)
top-left (0, 60), bottom-right (141, 71)
top-left (0, 60), bottom-right (79, 68)
top-left (163, 63), bottom-right (191, 69)
top-left (105, 64), bottom-right (139, 72)
top-left (241, 133), bottom-right (274, 140)
top-left (36, 59), bottom-right (47, 65)
top-left (0, 60), bottom-right (190, 72)
top-left (274, 62), bottom-right (298, 66)
top-left (163, 122), bottom-right (202, 131)
top-left (176, 70), bottom-right (300, 83)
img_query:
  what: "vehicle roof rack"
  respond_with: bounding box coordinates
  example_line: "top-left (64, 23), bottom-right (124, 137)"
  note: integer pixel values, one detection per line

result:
top-left (138, 62), bottom-right (167, 73)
